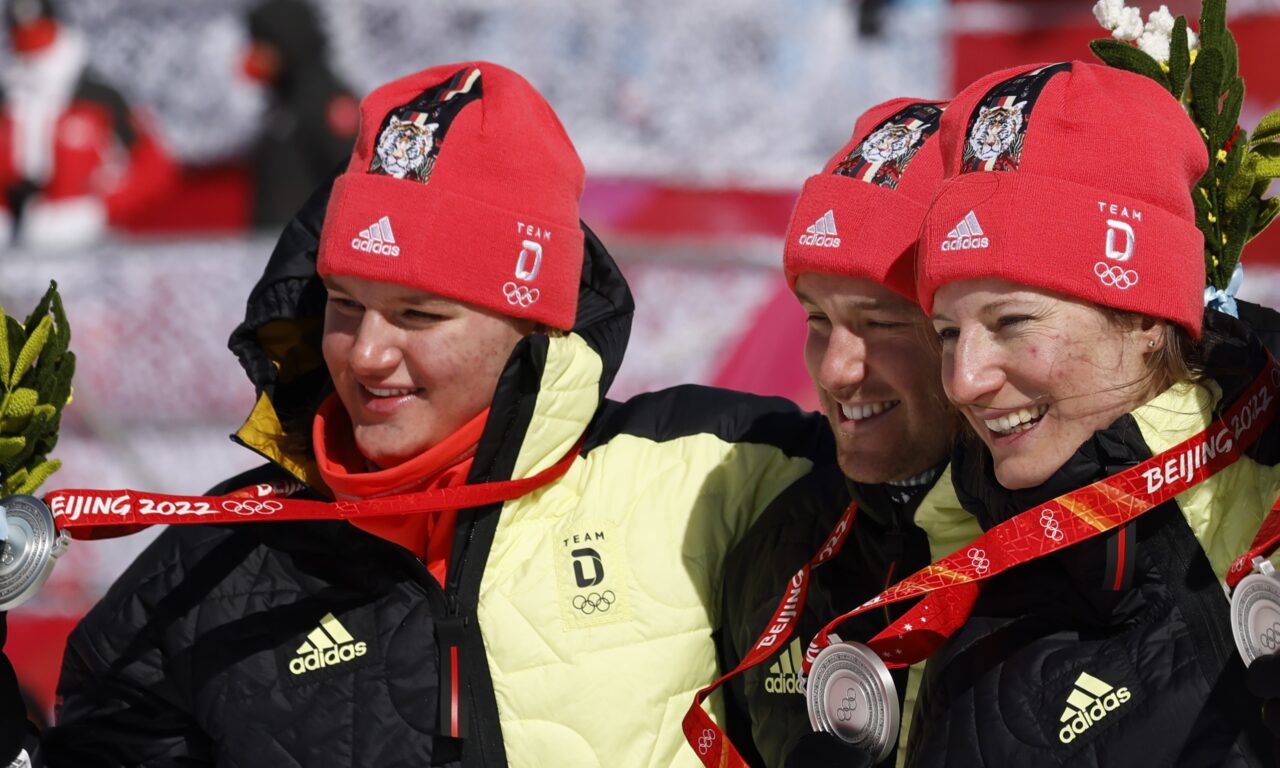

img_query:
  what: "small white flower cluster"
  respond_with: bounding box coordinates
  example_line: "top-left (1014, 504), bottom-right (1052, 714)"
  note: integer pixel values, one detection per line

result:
top-left (1092, 0), bottom-right (1200, 62)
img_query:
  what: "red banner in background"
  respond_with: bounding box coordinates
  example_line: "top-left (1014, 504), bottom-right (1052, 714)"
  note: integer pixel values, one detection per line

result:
top-left (949, 0), bottom-right (1280, 265)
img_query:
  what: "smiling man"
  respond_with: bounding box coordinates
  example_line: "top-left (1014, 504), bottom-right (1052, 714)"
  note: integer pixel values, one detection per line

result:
top-left (719, 99), bottom-right (981, 767)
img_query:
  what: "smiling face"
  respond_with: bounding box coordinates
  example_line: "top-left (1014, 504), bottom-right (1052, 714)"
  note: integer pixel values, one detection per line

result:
top-left (796, 273), bottom-right (955, 484)
top-left (321, 275), bottom-right (534, 468)
top-left (931, 278), bottom-right (1162, 490)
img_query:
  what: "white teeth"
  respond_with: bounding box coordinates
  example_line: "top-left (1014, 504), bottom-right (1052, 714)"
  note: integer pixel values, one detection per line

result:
top-left (839, 401), bottom-right (899, 421)
top-left (983, 404), bottom-right (1048, 436)
top-left (366, 386), bottom-right (415, 397)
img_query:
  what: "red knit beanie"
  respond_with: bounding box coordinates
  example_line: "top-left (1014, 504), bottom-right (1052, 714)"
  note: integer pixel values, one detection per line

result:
top-left (784, 98), bottom-right (946, 303)
top-left (317, 62), bottom-right (585, 330)
top-left (916, 61), bottom-right (1209, 337)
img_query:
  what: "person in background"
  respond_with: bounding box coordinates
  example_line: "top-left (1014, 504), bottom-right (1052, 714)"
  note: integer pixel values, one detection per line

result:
top-left (719, 99), bottom-right (981, 768)
top-left (0, 0), bottom-right (174, 250)
top-left (0, 61), bottom-right (834, 767)
top-left (242, 0), bottom-right (357, 229)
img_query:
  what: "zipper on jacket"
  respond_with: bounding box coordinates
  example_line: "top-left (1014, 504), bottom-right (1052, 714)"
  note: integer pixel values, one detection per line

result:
top-left (436, 511), bottom-right (490, 748)
top-left (437, 613), bottom-right (468, 739)
top-left (391, 544), bottom-right (471, 743)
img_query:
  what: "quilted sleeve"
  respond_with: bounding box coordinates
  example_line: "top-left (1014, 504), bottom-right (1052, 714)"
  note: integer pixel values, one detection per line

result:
top-left (40, 531), bottom-right (216, 767)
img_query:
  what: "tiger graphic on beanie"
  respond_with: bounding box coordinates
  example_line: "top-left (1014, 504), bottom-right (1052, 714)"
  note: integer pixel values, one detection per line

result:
top-left (860, 123), bottom-right (924, 164)
top-left (372, 116), bottom-right (438, 181)
top-left (964, 102), bottom-right (1026, 171)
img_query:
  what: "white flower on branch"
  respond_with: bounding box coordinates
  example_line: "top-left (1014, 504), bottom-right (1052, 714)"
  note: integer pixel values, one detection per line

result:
top-left (1095, 1), bottom-right (1200, 61)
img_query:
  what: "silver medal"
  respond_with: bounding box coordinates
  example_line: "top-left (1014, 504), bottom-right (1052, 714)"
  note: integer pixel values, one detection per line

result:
top-left (0, 495), bottom-right (68, 612)
top-left (805, 637), bottom-right (899, 763)
top-left (1231, 556), bottom-right (1280, 665)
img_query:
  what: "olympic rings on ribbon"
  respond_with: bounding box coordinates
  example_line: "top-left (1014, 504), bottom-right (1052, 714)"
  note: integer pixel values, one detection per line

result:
top-left (697, 728), bottom-right (716, 755)
top-left (221, 499), bottom-right (284, 516)
top-left (1039, 509), bottom-right (1065, 542)
top-left (967, 547), bottom-right (991, 574)
top-left (1094, 261), bottom-right (1139, 290)
top-left (502, 281), bottom-right (540, 308)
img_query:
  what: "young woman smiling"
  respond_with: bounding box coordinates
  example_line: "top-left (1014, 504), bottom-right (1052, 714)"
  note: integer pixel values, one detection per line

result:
top-left (907, 61), bottom-right (1280, 766)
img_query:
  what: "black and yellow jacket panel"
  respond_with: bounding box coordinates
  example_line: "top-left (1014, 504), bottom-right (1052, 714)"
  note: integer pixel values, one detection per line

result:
top-left (43, 180), bottom-right (835, 767)
top-left (720, 461), bottom-right (981, 767)
top-left (905, 308), bottom-right (1280, 767)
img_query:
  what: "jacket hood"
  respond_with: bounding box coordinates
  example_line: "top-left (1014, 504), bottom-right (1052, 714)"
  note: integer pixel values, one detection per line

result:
top-left (227, 171), bottom-right (635, 491)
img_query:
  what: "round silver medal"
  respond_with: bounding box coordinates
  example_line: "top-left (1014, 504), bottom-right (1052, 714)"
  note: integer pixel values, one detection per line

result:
top-left (1232, 557), bottom-right (1280, 665)
top-left (0, 495), bottom-right (68, 612)
top-left (805, 639), bottom-right (899, 763)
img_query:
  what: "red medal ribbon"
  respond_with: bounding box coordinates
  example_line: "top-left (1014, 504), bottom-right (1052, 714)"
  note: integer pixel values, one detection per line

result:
top-left (41, 441), bottom-right (583, 540)
top-left (682, 500), bottom-right (859, 767)
top-left (1228, 501), bottom-right (1280, 589)
top-left (685, 354), bottom-right (1280, 767)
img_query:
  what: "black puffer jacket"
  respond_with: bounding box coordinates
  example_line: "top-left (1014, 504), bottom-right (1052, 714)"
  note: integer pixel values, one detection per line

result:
top-left (905, 308), bottom-right (1280, 767)
top-left (721, 462), bottom-right (980, 767)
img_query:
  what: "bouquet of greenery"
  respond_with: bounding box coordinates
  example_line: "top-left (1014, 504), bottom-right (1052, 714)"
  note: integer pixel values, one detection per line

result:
top-left (1091, 0), bottom-right (1280, 297)
top-left (1, 282), bottom-right (75, 499)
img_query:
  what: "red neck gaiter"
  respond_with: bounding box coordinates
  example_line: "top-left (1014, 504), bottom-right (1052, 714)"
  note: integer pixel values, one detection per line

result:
top-left (313, 394), bottom-right (489, 588)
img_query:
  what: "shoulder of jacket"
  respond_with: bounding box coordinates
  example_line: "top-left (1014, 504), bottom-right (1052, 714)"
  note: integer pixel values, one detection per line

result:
top-left (724, 464), bottom-right (849, 598)
top-left (586, 385), bottom-right (830, 459)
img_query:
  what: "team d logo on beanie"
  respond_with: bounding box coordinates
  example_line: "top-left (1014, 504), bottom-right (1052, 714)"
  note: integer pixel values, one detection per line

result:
top-left (916, 61), bottom-right (1208, 337)
top-left (318, 62), bottom-right (586, 330)
top-left (783, 99), bottom-right (947, 302)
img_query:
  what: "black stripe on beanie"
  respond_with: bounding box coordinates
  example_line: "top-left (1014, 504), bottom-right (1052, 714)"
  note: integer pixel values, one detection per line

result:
top-left (960, 62), bottom-right (1072, 174)
top-left (833, 101), bottom-right (945, 190)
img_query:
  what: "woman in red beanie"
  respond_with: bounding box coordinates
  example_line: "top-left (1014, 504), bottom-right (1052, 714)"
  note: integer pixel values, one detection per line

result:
top-left (905, 61), bottom-right (1280, 766)
top-left (0, 62), bottom-right (836, 768)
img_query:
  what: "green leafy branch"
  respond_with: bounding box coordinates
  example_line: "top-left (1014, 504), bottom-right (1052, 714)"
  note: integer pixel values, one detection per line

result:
top-left (1, 281), bottom-right (75, 497)
top-left (1091, 0), bottom-right (1280, 289)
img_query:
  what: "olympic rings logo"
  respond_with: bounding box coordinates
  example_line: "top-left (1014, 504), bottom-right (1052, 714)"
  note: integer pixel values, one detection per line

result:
top-left (1261, 621), bottom-right (1280, 651)
top-left (1039, 509), bottom-right (1064, 542)
top-left (835, 687), bottom-right (859, 722)
top-left (1094, 262), bottom-right (1139, 290)
top-left (221, 499), bottom-right (284, 516)
top-left (697, 728), bottom-right (716, 755)
top-left (967, 547), bottom-right (991, 575)
top-left (572, 590), bottom-right (615, 614)
top-left (502, 281), bottom-right (540, 308)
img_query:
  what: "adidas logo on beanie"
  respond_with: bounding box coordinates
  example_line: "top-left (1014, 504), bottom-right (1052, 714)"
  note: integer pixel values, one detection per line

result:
top-left (783, 98), bottom-right (947, 303)
top-left (317, 62), bottom-right (586, 330)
